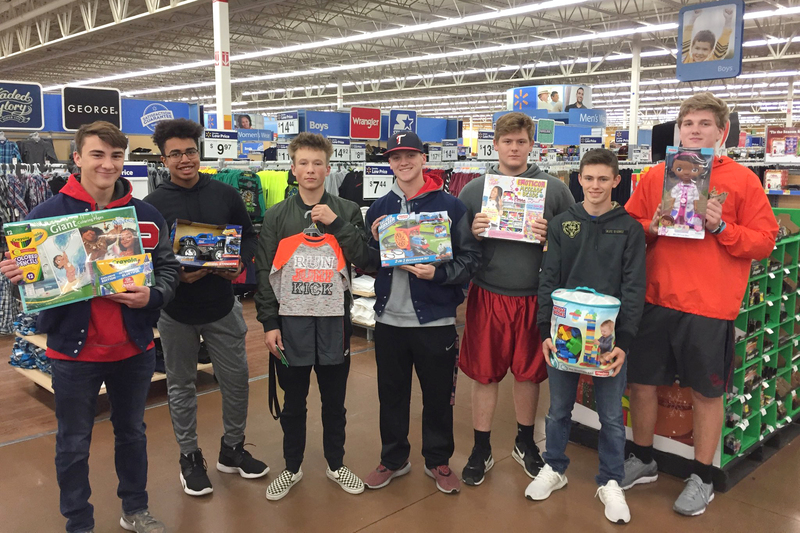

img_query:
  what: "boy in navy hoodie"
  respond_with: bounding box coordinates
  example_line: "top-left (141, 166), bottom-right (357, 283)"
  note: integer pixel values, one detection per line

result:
top-left (0, 121), bottom-right (180, 533)
top-left (362, 131), bottom-right (480, 494)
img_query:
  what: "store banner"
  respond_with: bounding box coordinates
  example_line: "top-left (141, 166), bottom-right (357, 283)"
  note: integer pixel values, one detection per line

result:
top-left (305, 110), bottom-right (350, 137)
top-left (236, 128), bottom-right (274, 142)
top-left (508, 85), bottom-right (592, 113)
top-left (62, 86), bottom-right (121, 131)
top-left (676, 0), bottom-right (744, 82)
top-left (121, 99), bottom-right (190, 135)
top-left (615, 130), bottom-right (629, 144)
top-left (350, 107), bottom-right (382, 140)
top-left (569, 108), bottom-right (606, 127)
top-left (389, 109), bottom-right (417, 134)
top-left (765, 126), bottom-right (800, 164)
top-left (0, 81), bottom-right (44, 131)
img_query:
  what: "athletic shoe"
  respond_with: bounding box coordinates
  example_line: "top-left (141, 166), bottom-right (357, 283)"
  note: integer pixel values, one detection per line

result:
top-left (524, 464), bottom-right (568, 501)
top-left (266, 468), bottom-right (303, 501)
top-left (673, 474), bottom-right (714, 516)
top-left (179, 450), bottom-right (213, 496)
top-left (326, 465), bottom-right (365, 495)
top-left (621, 454), bottom-right (658, 490)
top-left (119, 509), bottom-right (166, 533)
top-left (512, 441), bottom-right (545, 479)
top-left (217, 437), bottom-right (269, 479)
top-left (425, 465), bottom-right (461, 494)
top-left (596, 480), bottom-right (631, 524)
top-left (364, 462), bottom-right (411, 489)
top-left (461, 447), bottom-right (494, 486)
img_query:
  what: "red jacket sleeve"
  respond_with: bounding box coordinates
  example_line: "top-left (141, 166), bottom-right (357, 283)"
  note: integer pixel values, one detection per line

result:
top-left (715, 171), bottom-right (778, 260)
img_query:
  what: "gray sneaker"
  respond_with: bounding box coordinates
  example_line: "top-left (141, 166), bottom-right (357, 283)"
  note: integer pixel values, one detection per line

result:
top-left (621, 454), bottom-right (658, 490)
top-left (120, 509), bottom-right (166, 533)
top-left (673, 474), bottom-right (714, 516)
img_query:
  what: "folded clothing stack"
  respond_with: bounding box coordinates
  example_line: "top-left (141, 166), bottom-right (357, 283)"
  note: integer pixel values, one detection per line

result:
top-left (13, 312), bottom-right (39, 336)
top-left (10, 337), bottom-right (50, 375)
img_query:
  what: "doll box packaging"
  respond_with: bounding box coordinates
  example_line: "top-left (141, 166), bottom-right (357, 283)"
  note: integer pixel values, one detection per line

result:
top-left (378, 211), bottom-right (453, 267)
top-left (480, 174), bottom-right (547, 243)
top-left (657, 146), bottom-right (714, 239)
top-left (170, 220), bottom-right (242, 271)
top-left (549, 287), bottom-right (621, 377)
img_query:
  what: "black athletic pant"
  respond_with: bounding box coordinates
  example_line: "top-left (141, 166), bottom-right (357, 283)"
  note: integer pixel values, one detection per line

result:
top-left (374, 322), bottom-right (460, 470)
top-left (274, 357), bottom-right (350, 473)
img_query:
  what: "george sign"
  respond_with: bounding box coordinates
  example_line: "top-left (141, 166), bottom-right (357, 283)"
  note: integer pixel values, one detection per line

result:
top-left (363, 164), bottom-right (395, 200)
top-left (615, 130), bottom-right (629, 144)
top-left (201, 129), bottom-right (238, 160)
top-left (477, 130), bottom-right (498, 161)
top-left (329, 136), bottom-right (350, 162)
top-left (277, 111), bottom-right (299, 136)
top-left (276, 142), bottom-right (291, 163)
top-left (350, 107), bottom-right (382, 140)
top-left (62, 86), bottom-right (121, 131)
top-left (677, 0), bottom-right (745, 82)
top-left (442, 140), bottom-right (458, 162)
top-left (389, 109), bottom-right (417, 134)
top-left (0, 81), bottom-right (44, 131)
top-left (537, 119), bottom-right (555, 145)
top-left (350, 141), bottom-right (366, 162)
top-left (428, 145), bottom-right (442, 163)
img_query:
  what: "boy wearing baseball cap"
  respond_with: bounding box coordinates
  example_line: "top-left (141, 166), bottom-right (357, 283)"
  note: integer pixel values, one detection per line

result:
top-left (363, 131), bottom-right (480, 494)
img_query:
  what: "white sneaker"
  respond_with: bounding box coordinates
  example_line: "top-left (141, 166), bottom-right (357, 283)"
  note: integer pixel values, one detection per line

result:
top-left (326, 465), bottom-right (365, 495)
top-left (524, 464), bottom-right (567, 501)
top-left (596, 480), bottom-right (631, 524)
top-left (266, 468), bottom-right (303, 501)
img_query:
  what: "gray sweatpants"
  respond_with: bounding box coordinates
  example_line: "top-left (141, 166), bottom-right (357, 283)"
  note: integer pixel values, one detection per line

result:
top-left (159, 300), bottom-right (250, 455)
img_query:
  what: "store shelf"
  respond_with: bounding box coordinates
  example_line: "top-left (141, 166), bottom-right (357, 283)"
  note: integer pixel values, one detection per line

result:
top-left (351, 288), bottom-right (376, 298)
top-left (767, 189), bottom-right (800, 196)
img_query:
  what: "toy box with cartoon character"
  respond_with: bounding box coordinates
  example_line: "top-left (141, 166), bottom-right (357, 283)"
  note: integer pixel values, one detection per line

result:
top-left (657, 146), bottom-right (713, 239)
top-left (378, 211), bottom-right (452, 267)
top-left (480, 174), bottom-right (547, 243)
top-left (549, 287), bottom-right (621, 377)
top-left (3, 206), bottom-right (152, 312)
top-left (170, 220), bottom-right (241, 270)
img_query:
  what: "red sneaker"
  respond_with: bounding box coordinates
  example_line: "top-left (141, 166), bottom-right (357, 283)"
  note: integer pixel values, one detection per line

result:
top-left (364, 462), bottom-right (411, 489)
top-left (426, 465), bottom-right (461, 494)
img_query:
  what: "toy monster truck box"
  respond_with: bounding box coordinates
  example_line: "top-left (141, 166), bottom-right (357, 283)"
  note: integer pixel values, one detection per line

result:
top-left (170, 220), bottom-right (241, 270)
top-left (378, 211), bottom-right (452, 267)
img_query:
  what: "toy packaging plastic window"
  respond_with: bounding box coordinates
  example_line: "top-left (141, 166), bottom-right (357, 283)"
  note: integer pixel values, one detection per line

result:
top-left (170, 219), bottom-right (242, 271)
top-left (657, 146), bottom-right (714, 239)
top-left (378, 211), bottom-right (453, 267)
top-left (480, 174), bottom-right (547, 243)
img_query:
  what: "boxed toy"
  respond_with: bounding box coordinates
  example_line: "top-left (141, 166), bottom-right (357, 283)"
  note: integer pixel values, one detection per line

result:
top-left (378, 211), bottom-right (452, 267)
top-left (171, 220), bottom-right (242, 270)
top-left (480, 174), bottom-right (547, 243)
top-left (657, 146), bottom-right (713, 239)
top-left (549, 287), bottom-right (621, 377)
top-left (4, 207), bottom-right (152, 312)
top-left (764, 169), bottom-right (789, 190)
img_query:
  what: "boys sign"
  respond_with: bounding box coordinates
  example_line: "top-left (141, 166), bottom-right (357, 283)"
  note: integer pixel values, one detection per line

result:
top-left (677, 0), bottom-right (744, 82)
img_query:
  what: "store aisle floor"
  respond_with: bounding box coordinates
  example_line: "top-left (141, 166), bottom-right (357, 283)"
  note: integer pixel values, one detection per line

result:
top-left (2, 299), bottom-right (800, 532)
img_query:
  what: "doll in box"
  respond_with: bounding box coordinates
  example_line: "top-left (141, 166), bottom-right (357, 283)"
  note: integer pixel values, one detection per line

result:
top-left (668, 152), bottom-right (707, 228)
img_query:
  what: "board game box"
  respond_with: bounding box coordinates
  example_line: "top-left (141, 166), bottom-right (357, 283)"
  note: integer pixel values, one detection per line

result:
top-left (657, 146), bottom-right (714, 239)
top-left (378, 211), bottom-right (453, 267)
top-left (480, 174), bottom-right (547, 243)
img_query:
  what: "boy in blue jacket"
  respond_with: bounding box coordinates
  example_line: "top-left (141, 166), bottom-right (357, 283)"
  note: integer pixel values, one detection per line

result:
top-left (1, 121), bottom-right (180, 533)
top-left (362, 131), bottom-right (480, 494)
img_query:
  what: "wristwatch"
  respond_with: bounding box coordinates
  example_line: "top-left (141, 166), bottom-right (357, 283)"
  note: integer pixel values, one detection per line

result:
top-left (711, 220), bottom-right (726, 235)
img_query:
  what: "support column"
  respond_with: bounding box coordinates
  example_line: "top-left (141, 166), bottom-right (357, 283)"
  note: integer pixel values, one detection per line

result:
top-left (628, 34), bottom-right (641, 145)
top-left (337, 79), bottom-right (344, 110)
top-left (213, 0), bottom-right (232, 130)
top-left (787, 76), bottom-right (795, 127)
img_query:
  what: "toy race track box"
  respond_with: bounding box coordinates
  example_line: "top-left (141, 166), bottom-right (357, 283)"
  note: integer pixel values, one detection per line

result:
top-left (480, 174), bottom-right (547, 243)
top-left (549, 287), bottom-right (621, 377)
top-left (4, 206), bottom-right (151, 312)
top-left (170, 220), bottom-right (241, 270)
top-left (378, 211), bottom-right (452, 267)
top-left (93, 254), bottom-right (153, 296)
top-left (657, 146), bottom-right (713, 239)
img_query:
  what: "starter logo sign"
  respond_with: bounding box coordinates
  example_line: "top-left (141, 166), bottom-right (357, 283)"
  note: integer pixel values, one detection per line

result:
top-left (350, 107), bottom-right (382, 140)
top-left (389, 109), bottom-right (417, 134)
top-left (0, 81), bottom-right (44, 131)
top-left (140, 103), bottom-right (175, 132)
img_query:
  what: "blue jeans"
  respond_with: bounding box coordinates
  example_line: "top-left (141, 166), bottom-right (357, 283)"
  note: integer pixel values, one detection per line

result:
top-left (542, 360), bottom-right (627, 486)
top-left (51, 349), bottom-right (155, 533)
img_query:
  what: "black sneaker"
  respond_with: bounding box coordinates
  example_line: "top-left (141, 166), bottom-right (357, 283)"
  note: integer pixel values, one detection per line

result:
top-left (217, 436), bottom-right (270, 479)
top-left (180, 449), bottom-right (213, 496)
top-left (461, 447), bottom-right (494, 486)
top-left (512, 441), bottom-right (544, 479)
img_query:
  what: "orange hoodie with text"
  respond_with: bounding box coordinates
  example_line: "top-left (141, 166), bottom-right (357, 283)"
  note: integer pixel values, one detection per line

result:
top-left (625, 156), bottom-right (778, 320)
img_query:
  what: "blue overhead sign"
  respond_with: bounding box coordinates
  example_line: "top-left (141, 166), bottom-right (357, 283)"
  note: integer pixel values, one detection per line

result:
top-left (389, 109), bottom-right (417, 134)
top-left (0, 81), bottom-right (44, 131)
top-left (305, 110), bottom-right (350, 137)
top-left (236, 128), bottom-right (273, 142)
top-left (569, 108), bottom-right (606, 127)
top-left (121, 98), bottom-right (190, 135)
top-left (676, 0), bottom-right (744, 82)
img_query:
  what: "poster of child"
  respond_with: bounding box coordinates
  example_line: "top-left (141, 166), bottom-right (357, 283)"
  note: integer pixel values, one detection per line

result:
top-left (40, 230), bottom-right (90, 293)
top-left (681, 5), bottom-right (736, 63)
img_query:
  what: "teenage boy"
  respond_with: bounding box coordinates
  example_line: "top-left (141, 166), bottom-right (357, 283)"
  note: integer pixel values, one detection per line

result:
top-left (144, 118), bottom-right (267, 497)
top-left (457, 112), bottom-right (574, 486)
top-left (527, 148), bottom-right (646, 525)
top-left (255, 132), bottom-right (373, 500)
top-left (0, 121), bottom-right (180, 533)
top-left (363, 131), bottom-right (480, 494)
top-left (623, 92), bottom-right (778, 516)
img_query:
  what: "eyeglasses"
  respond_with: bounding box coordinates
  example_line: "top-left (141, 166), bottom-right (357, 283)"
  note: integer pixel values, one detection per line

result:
top-left (165, 148), bottom-right (199, 160)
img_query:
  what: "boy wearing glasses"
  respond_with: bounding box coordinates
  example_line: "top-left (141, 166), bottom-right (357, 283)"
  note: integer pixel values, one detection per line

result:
top-left (144, 119), bottom-right (267, 497)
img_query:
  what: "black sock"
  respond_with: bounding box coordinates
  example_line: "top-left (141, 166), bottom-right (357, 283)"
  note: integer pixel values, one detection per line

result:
top-left (474, 430), bottom-right (491, 453)
top-left (516, 423), bottom-right (535, 446)
top-left (693, 460), bottom-right (713, 485)
top-left (632, 442), bottom-right (654, 464)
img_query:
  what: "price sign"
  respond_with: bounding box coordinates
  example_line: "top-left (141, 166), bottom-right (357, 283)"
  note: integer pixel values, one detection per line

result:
top-left (363, 164), bottom-right (394, 200)
top-left (277, 142), bottom-right (291, 163)
top-left (350, 142), bottom-right (365, 162)
top-left (428, 145), bottom-right (442, 163)
top-left (329, 136), bottom-right (350, 162)
top-left (277, 111), bottom-right (299, 136)
top-left (442, 140), bottom-right (458, 162)
top-left (529, 147), bottom-right (541, 163)
top-left (477, 131), bottom-right (497, 161)
top-left (202, 129), bottom-right (238, 160)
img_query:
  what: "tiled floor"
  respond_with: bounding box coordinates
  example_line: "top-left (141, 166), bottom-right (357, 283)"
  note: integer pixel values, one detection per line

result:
top-left (2, 298), bottom-right (800, 532)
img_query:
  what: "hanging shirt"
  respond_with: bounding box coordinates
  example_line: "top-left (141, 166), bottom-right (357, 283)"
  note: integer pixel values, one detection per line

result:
top-left (18, 139), bottom-right (58, 166)
top-left (0, 140), bottom-right (22, 164)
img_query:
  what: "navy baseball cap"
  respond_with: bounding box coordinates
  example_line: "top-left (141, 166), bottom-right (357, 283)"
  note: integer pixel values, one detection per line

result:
top-left (385, 131), bottom-right (424, 155)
